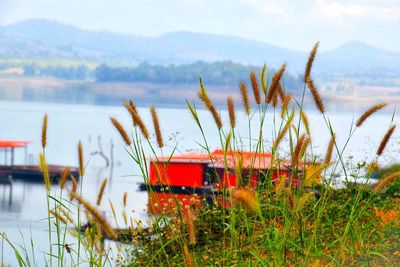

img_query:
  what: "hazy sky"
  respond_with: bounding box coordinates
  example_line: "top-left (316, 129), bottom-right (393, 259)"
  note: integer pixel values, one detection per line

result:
top-left (0, 0), bottom-right (399, 51)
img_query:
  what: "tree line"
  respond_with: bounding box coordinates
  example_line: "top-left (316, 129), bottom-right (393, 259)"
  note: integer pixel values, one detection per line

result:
top-left (94, 61), bottom-right (303, 91)
top-left (15, 61), bottom-right (303, 91)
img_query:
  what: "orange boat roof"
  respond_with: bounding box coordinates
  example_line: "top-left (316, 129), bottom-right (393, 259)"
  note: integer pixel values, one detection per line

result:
top-left (0, 140), bottom-right (31, 148)
top-left (151, 149), bottom-right (291, 170)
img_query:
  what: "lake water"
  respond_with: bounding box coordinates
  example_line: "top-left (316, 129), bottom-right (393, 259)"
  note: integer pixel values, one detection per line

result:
top-left (0, 100), bottom-right (398, 266)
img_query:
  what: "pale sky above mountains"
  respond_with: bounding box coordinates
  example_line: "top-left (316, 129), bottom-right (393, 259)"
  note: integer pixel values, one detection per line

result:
top-left (0, 0), bottom-right (399, 52)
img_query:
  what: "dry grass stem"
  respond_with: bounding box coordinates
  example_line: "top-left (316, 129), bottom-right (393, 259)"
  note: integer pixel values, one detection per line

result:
top-left (41, 114), bottom-right (48, 149)
top-left (59, 166), bottom-right (70, 190)
top-left (240, 81), bottom-right (251, 115)
top-left (304, 42), bottom-right (319, 82)
top-left (150, 106), bottom-right (164, 148)
top-left (110, 117), bottom-right (132, 146)
top-left (324, 134), bottom-right (336, 164)
top-left (198, 90), bottom-right (223, 129)
top-left (70, 191), bottom-right (118, 240)
top-left (227, 96), bottom-right (236, 128)
top-left (96, 178), bottom-right (108, 206)
top-left (376, 124), bottom-right (396, 156)
top-left (355, 103), bottom-right (388, 127)
top-left (266, 64), bottom-right (286, 104)
top-left (306, 78), bottom-right (325, 113)
top-left (250, 70), bottom-right (261, 104)
top-left (374, 171), bottom-right (400, 193)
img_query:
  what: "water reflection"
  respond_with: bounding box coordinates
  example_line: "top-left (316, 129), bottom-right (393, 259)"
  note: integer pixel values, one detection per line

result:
top-left (0, 181), bottom-right (14, 210)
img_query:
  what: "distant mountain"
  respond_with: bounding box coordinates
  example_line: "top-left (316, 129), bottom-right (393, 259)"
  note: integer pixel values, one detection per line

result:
top-left (1, 19), bottom-right (400, 83)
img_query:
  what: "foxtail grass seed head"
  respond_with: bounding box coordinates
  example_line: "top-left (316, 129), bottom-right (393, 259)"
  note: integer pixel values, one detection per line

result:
top-left (123, 192), bottom-right (127, 207)
top-left (272, 92), bottom-right (278, 108)
top-left (304, 163), bottom-right (333, 187)
top-left (97, 178), bottom-right (107, 206)
top-left (296, 192), bottom-right (315, 211)
top-left (240, 81), bottom-right (251, 115)
top-left (59, 207), bottom-right (74, 223)
top-left (227, 97), bottom-right (236, 128)
top-left (59, 166), bottom-right (70, 190)
top-left (374, 171), bottom-right (400, 193)
top-left (304, 42), bottom-right (319, 82)
top-left (250, 70), bottom-right (261, 105)
top-left (71, 175), bottom-right (77, 195)
top-left (261, 63), bottom-right (268, 97)
top-left (150, 106), bottom-right (164, 148)
top-left (306, 77), bottom-right (325, 113)
top-left (266, 64), bottom-right (286, 104)
top-left (299, 137), bottom-right (311, 159)
top-left (50, 210), bottom-right (69, 225)
top-left (233, 189), bottom-right (259, 213)
top-left (133, 109), bottom-right (150, 139)
top-left (183, 243), bottom-right (194, 267)
top-left (185, 207), bottom-right (196, 245)
top-left (198, 90), bottom-right (223, 129)
top-left (280, 93), bottom-right (292, 119)
top-left (292, 134), bottom-right (306, 167)
top-left (124, 100), bottom-right (138, 126)
top-left (300, 109), bottom-right (311, 136)
top-left (367, 161), bottom-right (380, 172)
top-left (70, 191), bottom-right (118, 240)
top-left (41, 114), bottom-right (48, 149)
top-left (224, 130), bottom-right (233, 152)
top-left (122, 210), bottom-right (128, 225)
top-left (78, 141), bottom-right (84, 177)
top-left (356, 103), bottom-right (388, 127)
top-left (186, 101), bottom-right (201, 128)
top-left (277, 83), bottom-right (285, 102)
top-left (39, 153), bottom-right (50, 191)
top-left (274, 110), bottom-right (294, 149)
top-left (324, 134), bottom-right (335, 164)
top-left (110, 117), bottom-right (132, 146)
top-left (376, 124), bottom-right (396, 156)
top-left (199, 77), bottom-right (207, 96)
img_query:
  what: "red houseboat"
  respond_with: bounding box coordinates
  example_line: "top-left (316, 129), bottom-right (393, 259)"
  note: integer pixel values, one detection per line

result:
top-left (140, 149), bottom-right (302, 213)
top-left (0, 140), bottom-right (79, 183)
